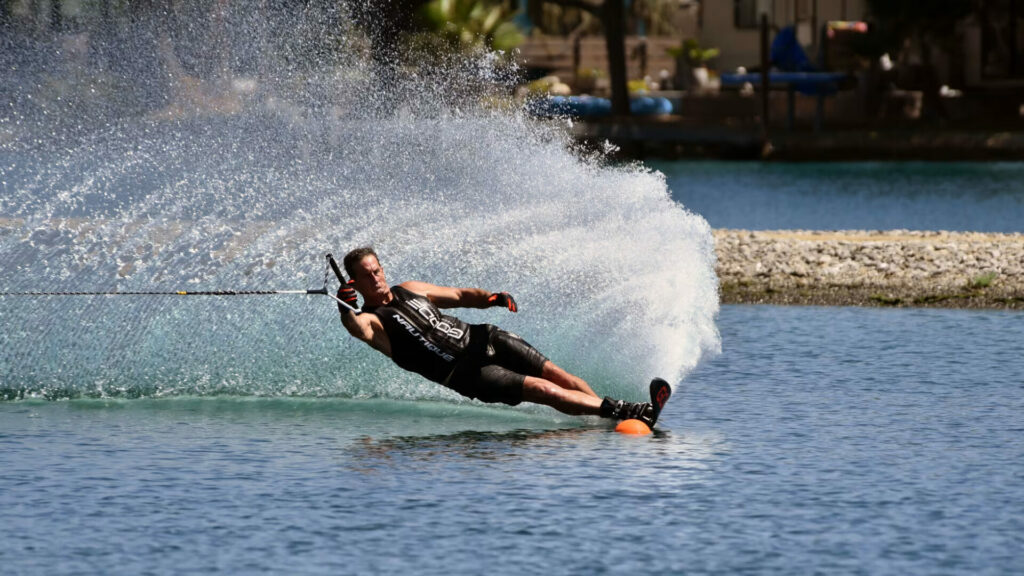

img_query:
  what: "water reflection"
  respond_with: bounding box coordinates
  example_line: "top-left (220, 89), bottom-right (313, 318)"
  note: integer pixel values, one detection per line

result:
top-left (347, 426), bottom-right (590, 466)
top-left (344, 422), bottom-right (730, 482)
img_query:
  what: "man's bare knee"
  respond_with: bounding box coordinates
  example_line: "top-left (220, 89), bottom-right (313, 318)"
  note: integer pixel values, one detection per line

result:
top-left (522, 378), bottom-right (560, 401)
top-left (522, 377), bottom-right (601, 416)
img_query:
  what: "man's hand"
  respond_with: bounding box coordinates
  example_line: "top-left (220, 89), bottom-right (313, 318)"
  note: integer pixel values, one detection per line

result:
top-left (487, 292), bottom-right (518, 313)
top-left (337, 280), bottom-right (358, 313)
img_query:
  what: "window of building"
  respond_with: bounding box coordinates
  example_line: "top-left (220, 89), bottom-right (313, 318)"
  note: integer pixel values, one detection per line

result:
top-left (795, 0), bottom-right (812, 20)
top-left (981, 0), bottom-right (1023, 78)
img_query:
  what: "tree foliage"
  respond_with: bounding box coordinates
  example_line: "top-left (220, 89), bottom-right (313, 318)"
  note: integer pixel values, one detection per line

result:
top-left (420, 0), bottom-right (525, 52)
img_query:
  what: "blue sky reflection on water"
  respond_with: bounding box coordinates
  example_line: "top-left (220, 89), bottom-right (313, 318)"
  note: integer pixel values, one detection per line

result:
top-left (654, 161), bottom-right (1024, 232)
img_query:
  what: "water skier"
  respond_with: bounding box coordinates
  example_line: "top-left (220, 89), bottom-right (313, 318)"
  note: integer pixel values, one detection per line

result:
top-left (336, 247), bottom-right (656, 424)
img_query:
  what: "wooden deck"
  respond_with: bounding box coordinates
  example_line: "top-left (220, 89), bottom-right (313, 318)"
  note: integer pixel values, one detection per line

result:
top-left (515, 35), bottom-right (680, 84)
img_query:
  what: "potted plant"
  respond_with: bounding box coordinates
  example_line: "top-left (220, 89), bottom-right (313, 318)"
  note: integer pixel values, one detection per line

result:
top-left (667, 38), bottom-right (720, 91)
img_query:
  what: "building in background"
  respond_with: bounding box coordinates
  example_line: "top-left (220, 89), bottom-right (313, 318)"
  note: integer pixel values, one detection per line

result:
top-left (703, 0), bottom-right (868, 72)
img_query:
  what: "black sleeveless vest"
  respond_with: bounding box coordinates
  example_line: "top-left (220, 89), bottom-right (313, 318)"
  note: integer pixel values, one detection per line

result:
top-left (363, 285), bottom-right (474, 383)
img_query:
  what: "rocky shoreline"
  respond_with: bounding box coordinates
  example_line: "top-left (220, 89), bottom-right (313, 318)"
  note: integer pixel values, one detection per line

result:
top-left (715, 229), bottom-right (1024, 309)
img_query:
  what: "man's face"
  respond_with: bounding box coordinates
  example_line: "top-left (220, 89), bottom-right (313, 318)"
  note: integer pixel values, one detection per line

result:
top-left (351, 255), bottom-right (389, 301)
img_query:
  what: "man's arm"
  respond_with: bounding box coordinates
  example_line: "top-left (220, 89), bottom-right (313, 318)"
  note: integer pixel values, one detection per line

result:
top-left (399, 281), bottom-right (516, 311)
top-left (340, 310), bottom-right (392, 357)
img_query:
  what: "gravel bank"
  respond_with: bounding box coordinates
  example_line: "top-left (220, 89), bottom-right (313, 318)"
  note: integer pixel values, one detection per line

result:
top-left (715, 229), bottom-right (1024, 309)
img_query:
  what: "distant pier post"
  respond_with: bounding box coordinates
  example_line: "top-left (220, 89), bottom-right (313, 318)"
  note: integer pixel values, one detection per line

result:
top-left (760, 13), bottom-right (771, 143)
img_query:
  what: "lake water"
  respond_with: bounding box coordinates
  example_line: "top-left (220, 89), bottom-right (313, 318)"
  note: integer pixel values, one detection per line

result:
top-left (3, 304), bottom-right (1022, 575)
top-left (4, 146), bottom-right (1023, 574)
top-left (4, 139), bottom-right (1022, 574)
top-left (653, 161), bottom-right (1024, 232)
top-left (4, 12), bottom-right (1023, 572)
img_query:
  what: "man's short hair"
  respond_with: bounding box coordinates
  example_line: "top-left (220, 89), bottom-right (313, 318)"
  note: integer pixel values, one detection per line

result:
top-left (343, 246), bottom-right (379, 280)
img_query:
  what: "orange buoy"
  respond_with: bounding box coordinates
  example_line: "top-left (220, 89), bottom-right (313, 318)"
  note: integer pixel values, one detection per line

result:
top-left (615, 418), bottom-right (652, 435)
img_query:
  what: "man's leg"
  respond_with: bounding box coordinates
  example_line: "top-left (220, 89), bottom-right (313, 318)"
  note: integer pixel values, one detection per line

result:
top-left (522, 376), bottom-right (603, 416)
top-left (539, 361), bottom-right (600, 399)
top-left (487, 329), bottom-right (599, 400)
top-left (522, 376), bottom-right (655, 422)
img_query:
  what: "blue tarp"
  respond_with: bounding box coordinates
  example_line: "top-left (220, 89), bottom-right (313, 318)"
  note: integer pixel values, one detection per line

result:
top-left (526, 95), bottom-right (673, 118)
top-left (771, 26), bottom-right (816, 73)
top-left (722, 26), bottom-right (848, 95)
top-left (719, 71), bottom-right (848, 96)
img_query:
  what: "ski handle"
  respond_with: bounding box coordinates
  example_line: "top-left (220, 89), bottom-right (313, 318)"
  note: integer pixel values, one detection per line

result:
top-left (326, 253), bottom-right (345, 284)
top-left (326, 253), bottom-right (360, 313)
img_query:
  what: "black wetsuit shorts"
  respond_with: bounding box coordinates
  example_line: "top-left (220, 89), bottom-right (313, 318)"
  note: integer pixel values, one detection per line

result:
top-left (445, 324), bottom-right (549, 406)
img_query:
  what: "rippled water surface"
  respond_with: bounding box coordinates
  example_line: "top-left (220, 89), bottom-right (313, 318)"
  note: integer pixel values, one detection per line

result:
top-left (654, 161), bottom-right (1024, 232)
top-left (3, 305), bottom-right (1021, 575)
top-left (3, 7), bottom-right (1022, 573)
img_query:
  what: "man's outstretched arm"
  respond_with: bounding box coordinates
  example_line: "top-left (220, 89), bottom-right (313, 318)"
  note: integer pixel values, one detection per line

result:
top-left (399, 281), bottom-right (518, 312)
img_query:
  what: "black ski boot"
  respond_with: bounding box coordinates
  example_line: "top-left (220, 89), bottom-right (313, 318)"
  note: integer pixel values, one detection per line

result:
top-left (600, 397), bottom-right (655, 426)
top-left (600, 379), bottom-right (673, 428)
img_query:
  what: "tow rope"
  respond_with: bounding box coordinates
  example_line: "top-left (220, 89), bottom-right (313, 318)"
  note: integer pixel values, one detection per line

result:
top-left (0, 254), bottom-right (360, 313)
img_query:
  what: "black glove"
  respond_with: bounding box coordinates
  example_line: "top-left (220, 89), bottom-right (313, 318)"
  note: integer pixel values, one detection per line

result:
top-left (487, 291), bottom-right (518, 313)
top-left (337, 280), bottom-right (358, 313)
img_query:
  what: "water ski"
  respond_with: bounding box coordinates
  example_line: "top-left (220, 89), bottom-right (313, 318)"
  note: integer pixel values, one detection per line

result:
top-left (648, 377), bottom-right (672, 425)
top-left (614, 378), bottom-right (672, 435)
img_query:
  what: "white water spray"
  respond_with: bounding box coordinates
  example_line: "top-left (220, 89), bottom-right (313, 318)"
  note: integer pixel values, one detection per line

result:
top-left (0, 3), bottom-right (719, 401)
